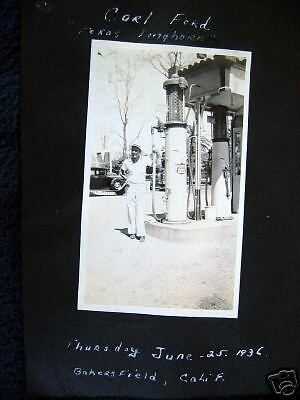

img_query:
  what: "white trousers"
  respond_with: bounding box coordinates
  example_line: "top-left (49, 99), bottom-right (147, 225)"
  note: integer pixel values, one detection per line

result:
top-left (126, 183), bottom-right (146, 237)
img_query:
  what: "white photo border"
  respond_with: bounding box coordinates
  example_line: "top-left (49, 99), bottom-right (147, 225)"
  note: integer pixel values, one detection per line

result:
top-left (77, 40), bottom-right (252, 319)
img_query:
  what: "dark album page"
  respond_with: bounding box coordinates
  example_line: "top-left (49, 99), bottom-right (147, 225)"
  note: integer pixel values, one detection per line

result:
top-left (22, 0), bottom-right (299, 398)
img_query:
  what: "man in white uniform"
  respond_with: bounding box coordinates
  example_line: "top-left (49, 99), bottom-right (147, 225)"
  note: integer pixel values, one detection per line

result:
top-left (121, 144), bottom-right (146, 242)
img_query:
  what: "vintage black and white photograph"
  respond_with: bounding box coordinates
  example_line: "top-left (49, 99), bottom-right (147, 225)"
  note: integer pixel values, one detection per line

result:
top-left (77, 40), bottom-right (251, 318)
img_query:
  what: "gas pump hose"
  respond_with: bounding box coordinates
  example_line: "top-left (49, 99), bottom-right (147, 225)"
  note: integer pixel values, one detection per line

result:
top-left (187, 136), bottom-right (196, 219)
top-left (151, 125), bottom-right (166, 223)
top-left (151, 150), bottom-right (166, 223)
top-left (205, 173), bottom-right (209, 207)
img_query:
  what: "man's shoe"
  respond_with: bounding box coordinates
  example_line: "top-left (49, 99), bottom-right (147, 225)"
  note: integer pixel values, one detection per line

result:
top-left (139, 236), bottom-right (145, 242)
top-left (129, 234), bottom-right (135, 239)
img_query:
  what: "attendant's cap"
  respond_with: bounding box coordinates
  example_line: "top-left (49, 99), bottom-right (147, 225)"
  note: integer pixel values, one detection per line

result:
top-left (131, 144), bottom-right (142, 152)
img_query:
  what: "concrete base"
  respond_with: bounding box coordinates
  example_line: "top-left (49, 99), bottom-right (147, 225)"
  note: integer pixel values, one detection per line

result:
top-left (205, 205), bottom-right (217, 221)
top-left (145, 215), bottom-right (236, 243)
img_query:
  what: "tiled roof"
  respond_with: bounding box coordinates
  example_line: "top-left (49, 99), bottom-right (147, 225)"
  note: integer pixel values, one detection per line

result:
top-left (180, 55), bottom-right (246, 73)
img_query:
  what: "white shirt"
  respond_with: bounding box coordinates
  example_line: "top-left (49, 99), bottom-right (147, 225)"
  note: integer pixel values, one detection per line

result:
top-left (121, 157), bottom-right (146, 184)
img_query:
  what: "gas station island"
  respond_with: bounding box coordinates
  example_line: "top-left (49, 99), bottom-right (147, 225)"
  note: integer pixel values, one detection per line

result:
top-left (145, 55), bottom-right (247, 240)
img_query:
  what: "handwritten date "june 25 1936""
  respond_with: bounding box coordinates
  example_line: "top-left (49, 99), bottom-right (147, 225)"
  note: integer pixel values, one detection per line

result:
top-left (68, 339), bottom-right (265, 361)
top-left (151, 346), bottom-right (265, 360)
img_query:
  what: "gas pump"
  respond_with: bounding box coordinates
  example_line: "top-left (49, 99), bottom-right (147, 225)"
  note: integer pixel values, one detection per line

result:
top-left (231, 123), bottom-right (242, 213)
top-left (162, 73), bottom-right (188, 223)
top-left (185, 88), bottom-right (234, 221)
top-left (211, 105), bottom-right (232, 220)
top-left (150, 75), bottom-right (234, 224)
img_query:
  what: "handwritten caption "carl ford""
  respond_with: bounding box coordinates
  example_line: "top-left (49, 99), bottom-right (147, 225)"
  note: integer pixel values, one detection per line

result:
top-left (79, 7), bottom-right (215, 44)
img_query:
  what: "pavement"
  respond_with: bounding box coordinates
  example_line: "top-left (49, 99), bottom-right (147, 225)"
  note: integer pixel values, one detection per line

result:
top-left (80, 190), bottom-right (240, 316)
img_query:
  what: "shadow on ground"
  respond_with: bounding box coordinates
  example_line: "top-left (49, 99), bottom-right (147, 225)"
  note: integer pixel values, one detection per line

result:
top-left (114, 228), bottom-right (129, 237)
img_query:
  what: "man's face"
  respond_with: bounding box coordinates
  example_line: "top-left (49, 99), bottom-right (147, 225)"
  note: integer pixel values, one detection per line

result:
top-left (131, 147), bottom-right (141, 162)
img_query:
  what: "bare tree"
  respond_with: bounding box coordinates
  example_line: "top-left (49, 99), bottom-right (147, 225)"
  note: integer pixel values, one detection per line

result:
top-left (114, 60), bottom-right (137, 158)
top-left (144, 51), bottom-right (208, 78)
top-left (146, 51), bottom-right (184, 78)
top-left (97, 49), bottom-right (141, 158)
top-left (130, 122), bottom-right (144, 147)
top-left (100, 134), bottom-right (108, 151)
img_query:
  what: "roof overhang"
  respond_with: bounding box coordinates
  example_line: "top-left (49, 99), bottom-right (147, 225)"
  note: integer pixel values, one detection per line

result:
top-left (180, 56), bottom-right (246, 111)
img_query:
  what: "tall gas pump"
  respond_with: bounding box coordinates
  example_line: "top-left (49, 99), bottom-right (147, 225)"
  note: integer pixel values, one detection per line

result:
top-left (163, 73), bottom-right (188, 223)
top-left (211, 105), bottom-right (232, 219)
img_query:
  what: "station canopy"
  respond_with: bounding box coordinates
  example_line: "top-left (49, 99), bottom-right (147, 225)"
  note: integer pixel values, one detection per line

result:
top-left (180, 55), bottom-right (246, 112)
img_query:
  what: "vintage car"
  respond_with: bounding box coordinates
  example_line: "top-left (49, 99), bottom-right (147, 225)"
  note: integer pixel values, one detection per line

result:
top-left (90, 166), bottom-right (126, 196)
